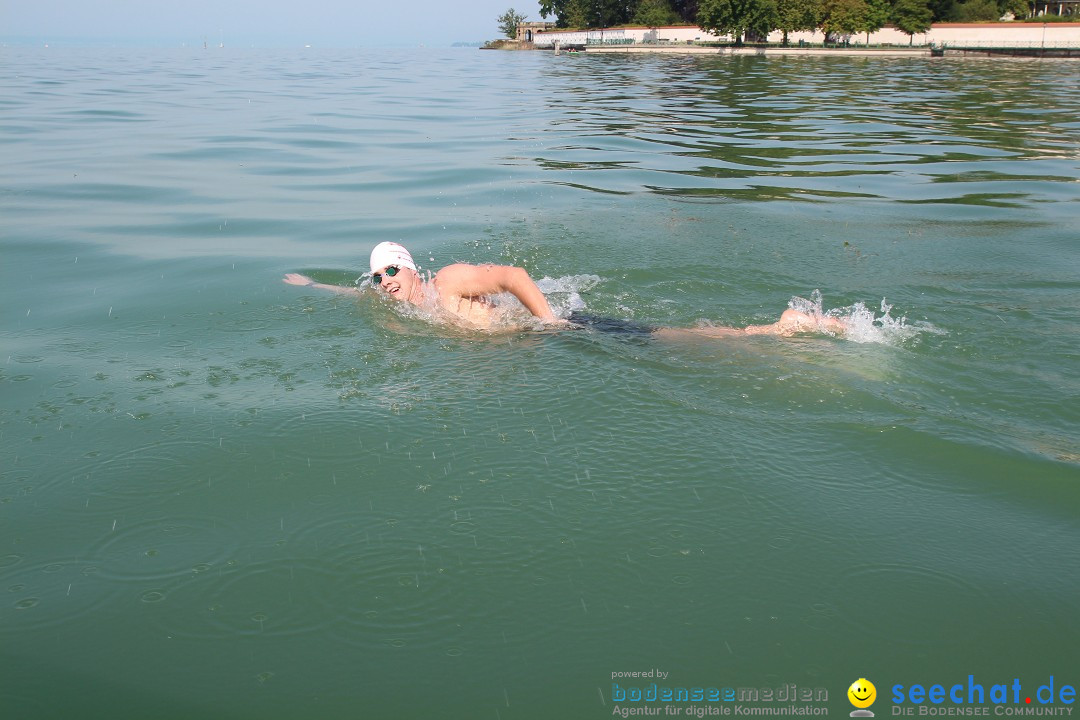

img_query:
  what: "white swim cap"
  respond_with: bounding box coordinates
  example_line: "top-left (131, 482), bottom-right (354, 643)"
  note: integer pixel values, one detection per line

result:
top-left (369, 241), bottom-right (417, 274)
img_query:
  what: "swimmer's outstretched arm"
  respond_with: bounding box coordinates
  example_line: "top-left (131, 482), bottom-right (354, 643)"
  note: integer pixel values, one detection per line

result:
top-left (654, 309), bottom-right (846, 340)
top-left (283, 273), bottom-right (360, 295)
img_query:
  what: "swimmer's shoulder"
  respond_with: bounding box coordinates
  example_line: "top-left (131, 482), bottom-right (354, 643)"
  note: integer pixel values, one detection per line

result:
top-left (432, 263), bottom-right (502, 298)
top-left (431, 263), bottom-right (476, 285)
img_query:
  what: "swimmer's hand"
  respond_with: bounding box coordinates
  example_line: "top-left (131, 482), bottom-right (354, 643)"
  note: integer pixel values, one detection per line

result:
top-left (529, 317), bottom-right (574, 333)
top-left (284, 273), bottom-right (315, 286)
top-left (283, 273), bottom-right (359, 295)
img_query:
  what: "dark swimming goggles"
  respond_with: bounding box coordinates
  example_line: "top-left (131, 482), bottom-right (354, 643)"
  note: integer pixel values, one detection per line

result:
top-left (371, 266), bottom-right (400, 285)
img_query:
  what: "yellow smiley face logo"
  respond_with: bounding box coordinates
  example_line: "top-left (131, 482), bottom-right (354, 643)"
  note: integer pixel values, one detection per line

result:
top-left (848, 679), bottom-right (877, 709)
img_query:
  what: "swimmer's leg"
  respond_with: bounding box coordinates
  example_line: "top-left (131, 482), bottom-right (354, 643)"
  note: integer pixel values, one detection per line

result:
top-left (652, 325), bottom-right (746, 340)
top-left (653, 309), bottom-right (846, 340)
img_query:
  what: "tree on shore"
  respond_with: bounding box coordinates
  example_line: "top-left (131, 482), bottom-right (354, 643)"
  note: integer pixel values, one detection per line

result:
top-left (564, 0), bottom-right (592, 26)
top-left (820, 0), bottom-right (867, 40)
top-left (862, 0), bottom-right (890, 42)
top-left (535, 0), bottom-right (1020, 41)
top-left (892, 0), bottom-right (933, 44)
top-left (948, 0), bottom-right (1028, 20)
top-left (538, 0), bottom-right (571, 26)
top-left (588, 0), bottom-right (634, 28)
top-left (951, 0), bottom-right (998, 18)
top-left (539, 0), bottom-right (639, 28)
top-left (634, 0), bottom-right (682, 25)
top-left (498, 8), bottom-right (528, 38)
top-left (775, 0), bottom-right (821, 44)
top-left (698, 0), bottom-right (778, 44)
top-left (670, 0), bottom-right (702, 22)
top-left (998, 0), bottom-right (1032, 19)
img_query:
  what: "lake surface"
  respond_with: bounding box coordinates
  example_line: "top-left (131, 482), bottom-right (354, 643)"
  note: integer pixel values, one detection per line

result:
top-left (2, 46), bottom-right (1079, 719)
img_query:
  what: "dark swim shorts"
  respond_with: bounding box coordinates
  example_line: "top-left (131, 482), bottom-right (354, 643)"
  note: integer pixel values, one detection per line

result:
top-left (567, 312), bottom-right (656, 338)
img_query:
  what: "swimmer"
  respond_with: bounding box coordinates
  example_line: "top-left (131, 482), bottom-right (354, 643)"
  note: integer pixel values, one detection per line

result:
top-left (284, 241), bottom-right (563, 329)
top-left (283, 242), bottom-right (846, 337)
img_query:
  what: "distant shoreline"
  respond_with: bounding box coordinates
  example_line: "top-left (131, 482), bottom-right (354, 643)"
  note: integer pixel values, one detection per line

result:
top-left (581, 45), bottom-right (931, 56)
top-left (485, 41), bottom-right (1079, 58)
top-left (501, 21), bottom-right (1080, 57)
top-left (579, 45), bottom-right (1080, 57)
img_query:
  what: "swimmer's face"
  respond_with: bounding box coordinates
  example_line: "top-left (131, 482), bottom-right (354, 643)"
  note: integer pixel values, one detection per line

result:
top-left (374, 265), bottom-right (417, 303)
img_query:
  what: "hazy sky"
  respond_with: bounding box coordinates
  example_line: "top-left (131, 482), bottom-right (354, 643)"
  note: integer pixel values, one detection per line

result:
top-left (1, 0), bottom-right (540, 47)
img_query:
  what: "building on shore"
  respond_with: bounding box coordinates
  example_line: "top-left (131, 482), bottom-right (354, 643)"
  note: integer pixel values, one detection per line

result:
top-left (517, 21), bottom-right (557, 44)
top-left (1033, 0), bottom-right (1079, 14)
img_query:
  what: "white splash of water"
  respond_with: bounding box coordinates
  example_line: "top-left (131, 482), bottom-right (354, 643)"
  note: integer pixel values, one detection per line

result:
top-left (536, 274), bottom-right (602, 318)
top-left (788, 290), bottom-right (943, 345)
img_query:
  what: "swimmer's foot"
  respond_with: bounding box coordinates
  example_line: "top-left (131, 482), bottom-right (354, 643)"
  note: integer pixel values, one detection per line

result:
top-left (745, 309), bottom-right (847, 337)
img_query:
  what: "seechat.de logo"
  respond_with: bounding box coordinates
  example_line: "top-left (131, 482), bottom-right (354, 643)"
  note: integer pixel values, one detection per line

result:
top-left (849, 679), bottom-right (878, 718)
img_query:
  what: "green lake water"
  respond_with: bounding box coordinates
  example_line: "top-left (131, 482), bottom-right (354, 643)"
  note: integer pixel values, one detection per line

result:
top-left (2, 47), bottom-right (1079, 719)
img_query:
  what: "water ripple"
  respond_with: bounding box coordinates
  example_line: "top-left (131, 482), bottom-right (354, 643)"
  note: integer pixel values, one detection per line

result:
top-left (0, 560), bottom-right (127, 636)
top-left (82, 513), bottom-right (239, 581)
